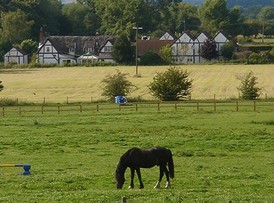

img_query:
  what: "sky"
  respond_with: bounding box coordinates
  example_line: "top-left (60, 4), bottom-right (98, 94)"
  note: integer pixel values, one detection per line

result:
top-left (62, 0), bottom-right (76, 4)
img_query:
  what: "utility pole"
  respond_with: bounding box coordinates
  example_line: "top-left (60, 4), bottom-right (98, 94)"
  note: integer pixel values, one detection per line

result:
top-left (133, 26), bottom-right (143, 76)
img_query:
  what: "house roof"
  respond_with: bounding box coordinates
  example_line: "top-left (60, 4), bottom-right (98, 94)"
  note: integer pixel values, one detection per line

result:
top-left (137, 39), bottom-right (174, 56)
top-left (5, 47), bottom-right (28, 56)
top-left (38, 35), bottom-right (115, 56)
top-left (159, 31), bottom-right (177, 40)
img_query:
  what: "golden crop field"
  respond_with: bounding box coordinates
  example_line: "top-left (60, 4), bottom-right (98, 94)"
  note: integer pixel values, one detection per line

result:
top-left (0, 64), bottom-right (273, 102)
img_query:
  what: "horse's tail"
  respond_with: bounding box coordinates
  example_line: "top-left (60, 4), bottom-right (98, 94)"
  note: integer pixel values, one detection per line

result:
top-left (168, 150), bottom-right (174, 179)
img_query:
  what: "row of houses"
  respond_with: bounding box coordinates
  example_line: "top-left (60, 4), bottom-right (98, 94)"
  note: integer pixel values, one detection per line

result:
top-left (4, 30), bottom-right (229, 65)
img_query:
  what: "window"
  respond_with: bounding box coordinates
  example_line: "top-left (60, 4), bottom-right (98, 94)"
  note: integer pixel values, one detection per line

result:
top-left (104, 46), bottom-right (112, 52)
top-left (46, 47), bottom-right (50, 52)
top-left (69, 48), bottom-right (75, 54)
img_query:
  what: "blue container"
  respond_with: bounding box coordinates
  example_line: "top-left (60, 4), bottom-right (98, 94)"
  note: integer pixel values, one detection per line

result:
top-left (115, 96), bottom-right (127, 104)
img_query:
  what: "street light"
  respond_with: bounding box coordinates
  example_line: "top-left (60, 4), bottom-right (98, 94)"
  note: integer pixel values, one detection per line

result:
top-left (133, 26), bottom-right (143, 75)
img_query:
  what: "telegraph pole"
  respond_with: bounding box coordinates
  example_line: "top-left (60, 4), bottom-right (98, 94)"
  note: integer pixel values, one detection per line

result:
top-left (133, 26), bottom-right (143, 76)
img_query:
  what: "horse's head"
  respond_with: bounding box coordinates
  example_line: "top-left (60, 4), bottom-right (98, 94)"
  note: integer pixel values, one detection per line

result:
top-left (115, 169), bottom-right (125, 189)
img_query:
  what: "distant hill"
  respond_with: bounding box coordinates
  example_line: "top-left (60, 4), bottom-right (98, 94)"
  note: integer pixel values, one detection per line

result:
top-left (182, 0), bottom-right (274, 7)
top-left (226, 0), bottom-right (274, 7)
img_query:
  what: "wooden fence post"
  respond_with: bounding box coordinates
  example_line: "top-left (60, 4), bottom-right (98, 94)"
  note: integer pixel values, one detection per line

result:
top-left (43, 97), bottom-right (46, 105)
top-left (96, 105), bottom-right (99, 112)
top-left (41, 106), bottom-right (44, 114)
top-left (135, 103), bottom-right (138, 111)
top-left (80, 105), bottom-right (82, 113)
top-left (58, 105), bottom-right (60, 114)
top-left (2, 107), bottom-right (4, 116)
top-left (196, 102), bottom-right (199, 111)
top-left (214, 101), bottom-right (216, 111)
top-left (254, 101), bottom-right (256, 112)
top-left (157, 102), bottom-right (160, 111)
top-left (236, 101), bottom-right (239, 112)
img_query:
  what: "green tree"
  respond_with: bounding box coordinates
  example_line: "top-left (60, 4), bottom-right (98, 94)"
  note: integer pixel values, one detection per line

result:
top-left (20, 39), bottom-right (38, 55)
top-left (0, 80), bottom-right (4, 92)
top-left (174, 3), bottom-right (200, 33)
top-left (101, 70), bottom-right (136, 101)
top-left (62, 3), bottom-right (99, 35)
top-left (221, 41), bottom-right (235, 60)
top-left (200, 39), bottom-right (218, 61)
top-left (198, 0), bottom-right (230, 35)
top-left (1, 9), bottom-right (34, 44)
top-left (257, 6), bottom-right (274, 20)
top-left (112, 33), bottom-right (134, 64)
top-left (159, 45), bottom-right (172, 64)
top-left (0, 33), bottom-right (12, 62)
top-left (140, 52), bottom-right (164, 65)
top-left (148, 66), bottom-right (192, 101)
top-left (237, 71), bottom-right (261, 100)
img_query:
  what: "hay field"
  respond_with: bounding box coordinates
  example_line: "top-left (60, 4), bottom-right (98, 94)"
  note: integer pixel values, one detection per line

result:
top-left (0, 64), bottom-right (273, 102)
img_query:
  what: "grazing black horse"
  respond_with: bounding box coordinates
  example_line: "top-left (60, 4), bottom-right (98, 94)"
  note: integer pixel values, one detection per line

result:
top-left (115, 147), bottom-right (174, 189)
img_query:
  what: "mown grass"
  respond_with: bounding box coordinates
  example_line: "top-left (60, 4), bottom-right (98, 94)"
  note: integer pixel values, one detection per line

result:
top-left (0, 107), bottom-right (273, 202)
top-left (0, 64), bottom-right (273, 102)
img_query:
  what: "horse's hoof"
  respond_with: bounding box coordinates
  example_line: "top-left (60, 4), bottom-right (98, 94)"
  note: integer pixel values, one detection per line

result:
top-left (128, 186), bottom-right (134, 189)
top-left (139, 185), bottom-right (144, 189)
top-left (165, 184), bottom-right (172, 189)
top-left (154, 184), bottom-right (160, 189)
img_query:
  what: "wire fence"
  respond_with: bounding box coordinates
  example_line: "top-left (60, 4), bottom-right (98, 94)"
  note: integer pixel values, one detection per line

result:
top-left (1, 101), bottom-right (273, 116)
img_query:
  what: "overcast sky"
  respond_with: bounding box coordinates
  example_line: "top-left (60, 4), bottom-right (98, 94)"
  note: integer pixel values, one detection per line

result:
top-left (62, 0), bottom-right (76, 4)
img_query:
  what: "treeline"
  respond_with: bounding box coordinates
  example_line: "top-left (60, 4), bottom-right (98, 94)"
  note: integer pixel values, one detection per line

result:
top-left (0, 0), bottom-right (274, 61)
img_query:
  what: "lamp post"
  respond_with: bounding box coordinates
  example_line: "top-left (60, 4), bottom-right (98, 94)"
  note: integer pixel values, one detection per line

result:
top-left (133, 26), bottom-right (143, 75)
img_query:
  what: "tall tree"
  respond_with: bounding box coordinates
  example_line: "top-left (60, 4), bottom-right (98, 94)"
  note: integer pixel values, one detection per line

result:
top-left (112, 33), bottom-right (134, 65)
top-left (1, 9), bottom-right (34, 44)
top-left (198, 0), bottom-right (230, 35)
top-left (175, 3), bottom-right (200, 33)
top-left (62, 3), bottom-right (99, 35)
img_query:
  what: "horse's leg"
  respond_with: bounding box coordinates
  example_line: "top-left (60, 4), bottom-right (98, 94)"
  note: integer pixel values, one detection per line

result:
top-left (163, 165), bottom-right (171, 189)
top-left (136, 168), bottom-right (144, 189)
top-left (128, 167), bottom-right (135, 189)
top-left (154, 165), bottom-right (164, 189)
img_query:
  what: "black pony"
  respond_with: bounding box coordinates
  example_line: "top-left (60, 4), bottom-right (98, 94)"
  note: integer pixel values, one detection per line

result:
top-left (115, 147), bottom-right (174, 189)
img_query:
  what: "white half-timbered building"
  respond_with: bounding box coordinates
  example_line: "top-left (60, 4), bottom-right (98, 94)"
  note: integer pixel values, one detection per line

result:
top-left (171, 32), bottom-right (195, 64)
top-left (37, 33), bottom-right (116, 65)
top-left (4, 47), bottom-right (28, 65)
top-left (171, 31), bottom-right (229, 64)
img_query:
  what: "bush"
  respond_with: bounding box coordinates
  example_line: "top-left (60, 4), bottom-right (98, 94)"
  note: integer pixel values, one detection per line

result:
top-left (221, 42), bottom-right (235, 60)
top-left (148, 66), bottom-right (192, 101)
top-left (237, 71), bottom-right (261, 100)
top-left (0, 80), bottom-right (3, 92)
top-left (0, 98), bottom-right (18, 106)
top-left (140, 52), bottom-right (165, 65)
top-left (101, 70), bottom-right (136, 101)
top-left (247, 52), bottom-right (273, 64)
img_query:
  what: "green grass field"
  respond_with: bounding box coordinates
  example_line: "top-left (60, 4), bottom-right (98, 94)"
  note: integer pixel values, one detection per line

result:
top-left (0, 107), bottom-right (273, 202)
top-left (0, 64), bottom-right (273, 102)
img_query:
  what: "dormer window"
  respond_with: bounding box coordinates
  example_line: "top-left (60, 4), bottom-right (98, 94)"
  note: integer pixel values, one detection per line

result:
top-left (69, 48), bottom-right (75, 54)
top-left (104, 46), bottom-right (112, 52)
top-left (87, 48), bottom-right (93, 53)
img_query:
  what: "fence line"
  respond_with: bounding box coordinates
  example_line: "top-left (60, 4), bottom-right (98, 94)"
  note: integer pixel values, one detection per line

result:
top-left (1, 93), bottom-right (273, 105)
top-left (1, 101), bottom-right (273, 116)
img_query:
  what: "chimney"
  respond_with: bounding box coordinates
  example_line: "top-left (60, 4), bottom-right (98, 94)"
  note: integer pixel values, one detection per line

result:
top-left (39, 27), bottom-right (44, 43)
